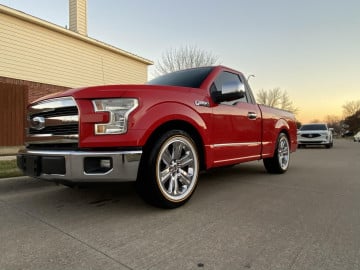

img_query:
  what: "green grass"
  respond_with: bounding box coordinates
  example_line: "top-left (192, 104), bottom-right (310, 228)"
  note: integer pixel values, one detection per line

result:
top-left (0, 159), bottom-right (23, 178)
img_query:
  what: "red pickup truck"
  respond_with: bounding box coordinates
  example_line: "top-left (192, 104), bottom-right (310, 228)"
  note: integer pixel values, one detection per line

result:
top-left (17, 66), bottom-right (297, 208)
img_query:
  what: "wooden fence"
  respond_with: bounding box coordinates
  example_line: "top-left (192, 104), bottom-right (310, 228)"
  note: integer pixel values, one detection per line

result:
top-left (0, 82), bottom-right (27, 146)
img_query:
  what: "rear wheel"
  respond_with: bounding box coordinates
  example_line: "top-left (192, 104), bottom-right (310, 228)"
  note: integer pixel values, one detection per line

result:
top-left (263, 133), bottom-right (290, 174)
top-left (137, 130), bottom-right (199, 208)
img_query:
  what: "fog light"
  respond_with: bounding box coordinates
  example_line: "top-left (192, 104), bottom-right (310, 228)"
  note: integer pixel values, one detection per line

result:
top-left (100, 159), bottom-right (111, 169)
top-left (84, 157), bottom-right (113, 174)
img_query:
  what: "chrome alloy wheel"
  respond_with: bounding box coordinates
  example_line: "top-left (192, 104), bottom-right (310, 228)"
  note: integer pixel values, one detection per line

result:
top-left (156, 135), bottom-right (199, 202)
top-left (277, 135), bottom-right (290, 170)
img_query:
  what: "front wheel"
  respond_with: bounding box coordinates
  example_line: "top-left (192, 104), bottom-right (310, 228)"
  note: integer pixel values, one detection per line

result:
top-left (137, 130), bottom-right (199, 208)
top-left (326, 140), bottom-right (333, 148)
top-left (263, 133), bottom-right (290, 174)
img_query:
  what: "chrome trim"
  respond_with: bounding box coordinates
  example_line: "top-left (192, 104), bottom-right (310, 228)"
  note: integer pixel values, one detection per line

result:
top-left (221, 81), bottom-right (245, 95)
top-left (213, 142), bottom-right (261, 148)
top-left (26, 135), bottom-right (78, 145)
top-left (18, 149), bottom-right (142, 182)
top-left (194, 100), bottom-right (210, 107)
top-left (247, 112), bottom-right (257, 120)
top-left (29, 97), bottom-right (77, 114)
top-left (84, 168), bottom-right (114, 176)
top-left (26, 97), bottom-right (79, 145)
top-left (31, 116), bottom-right (46, 130)
top-left (45, 115), bottom-right (79, 127)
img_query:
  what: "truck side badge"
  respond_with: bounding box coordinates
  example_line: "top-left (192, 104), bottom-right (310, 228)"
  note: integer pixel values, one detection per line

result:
top-left (195, 100), bottom-right (210, 107)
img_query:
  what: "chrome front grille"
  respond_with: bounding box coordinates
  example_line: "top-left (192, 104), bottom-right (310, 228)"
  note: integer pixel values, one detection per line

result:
top-left (29, 124), bottom-right (78, 135)
top-left (26, 97), bottom-right (79, 145)
top-left (30, 106), bottom-right (78, 118)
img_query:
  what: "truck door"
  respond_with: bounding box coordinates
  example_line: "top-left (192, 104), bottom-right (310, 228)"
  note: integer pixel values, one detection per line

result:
top-left (210, 71), bottom-right (262, 166)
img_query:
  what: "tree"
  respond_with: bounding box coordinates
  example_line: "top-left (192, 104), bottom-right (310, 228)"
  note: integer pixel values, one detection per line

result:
top-left (344, 110), bottom-right (360, 133)
top-left (342, 100), bottom-right (360, 117)
top-left (256, 88), bottom-right (298, 114)
top-left (324, 115), bottom-right (342, 135)
top-left (154, 45), bottom-right (219, 75)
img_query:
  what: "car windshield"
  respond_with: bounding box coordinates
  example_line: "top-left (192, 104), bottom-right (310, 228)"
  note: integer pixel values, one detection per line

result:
top-left (300, 124), bottom-right (327, 131)
top-left (147, 67), bottom-right (214, 88)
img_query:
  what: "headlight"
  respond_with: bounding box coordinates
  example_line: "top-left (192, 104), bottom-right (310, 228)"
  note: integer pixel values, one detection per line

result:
top-left (92, 98), bottom-right (138, 134)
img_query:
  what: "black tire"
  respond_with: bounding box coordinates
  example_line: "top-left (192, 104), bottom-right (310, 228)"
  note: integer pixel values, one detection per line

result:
top-left (326, 141), bottom-right (333, 149)
top-left (263, 133), bottom-right (290, 174)
top-left (136, 130), bottom-right (199, 208)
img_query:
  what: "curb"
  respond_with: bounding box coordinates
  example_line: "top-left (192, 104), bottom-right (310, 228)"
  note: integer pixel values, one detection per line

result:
top-left (0, 156), bottom-right (16, 161)
top-left (0, 176), bottom-right (28, 181)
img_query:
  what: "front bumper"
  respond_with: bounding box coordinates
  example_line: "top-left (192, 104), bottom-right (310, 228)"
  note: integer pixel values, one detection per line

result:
top-left (17, 149), bottom-right (142, 182)
top-left (297, 137), bottom-right (330, 145)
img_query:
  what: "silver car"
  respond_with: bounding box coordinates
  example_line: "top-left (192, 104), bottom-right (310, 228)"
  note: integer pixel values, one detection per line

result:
top-left (297, 123), bottom-right (333, 148)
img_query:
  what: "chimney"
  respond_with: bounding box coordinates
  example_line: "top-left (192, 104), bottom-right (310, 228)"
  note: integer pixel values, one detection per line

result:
top-left (69, 0), bottom-right (87, 35)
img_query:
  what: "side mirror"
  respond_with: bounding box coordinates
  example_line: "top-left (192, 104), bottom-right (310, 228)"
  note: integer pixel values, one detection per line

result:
top-left (214, 81), bottom-right (245, 103)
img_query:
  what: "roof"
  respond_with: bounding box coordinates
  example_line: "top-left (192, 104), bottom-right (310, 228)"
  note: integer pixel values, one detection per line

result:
top-left (0, 4), bottom-right (153, 65)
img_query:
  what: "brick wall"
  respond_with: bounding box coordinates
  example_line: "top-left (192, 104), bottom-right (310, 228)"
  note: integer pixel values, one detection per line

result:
top-left (0, 76), bottom-right (69, 104)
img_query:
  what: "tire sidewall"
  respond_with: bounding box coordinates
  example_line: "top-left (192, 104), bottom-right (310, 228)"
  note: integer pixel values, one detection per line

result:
top-left (141, 130), bottom-right (199, 208)
top-left (277, 133), bottom-right (290, 172)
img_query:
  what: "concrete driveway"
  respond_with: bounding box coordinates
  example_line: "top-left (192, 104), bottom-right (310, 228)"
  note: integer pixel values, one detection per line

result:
top-left (0, 139), bottom-right (359, 270)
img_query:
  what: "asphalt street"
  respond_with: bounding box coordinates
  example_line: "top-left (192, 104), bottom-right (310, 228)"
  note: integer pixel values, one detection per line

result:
top-left (0, 139), bottom-right (359, 270)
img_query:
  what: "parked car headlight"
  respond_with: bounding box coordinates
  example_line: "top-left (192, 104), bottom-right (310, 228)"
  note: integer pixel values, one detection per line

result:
top-left (92, 98), bottom-right (138, 134)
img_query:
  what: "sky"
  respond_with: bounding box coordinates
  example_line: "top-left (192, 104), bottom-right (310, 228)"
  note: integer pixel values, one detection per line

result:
top-left (0, 0), bottom-right (359, 123)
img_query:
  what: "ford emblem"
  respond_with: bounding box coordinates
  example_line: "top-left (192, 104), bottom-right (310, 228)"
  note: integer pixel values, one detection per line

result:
top-left (31, 116), bottom-right (45, 130)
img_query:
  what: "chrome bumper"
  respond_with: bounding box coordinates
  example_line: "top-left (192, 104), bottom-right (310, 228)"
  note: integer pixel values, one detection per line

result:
top-left (17, 149), bottom-right (142, 182)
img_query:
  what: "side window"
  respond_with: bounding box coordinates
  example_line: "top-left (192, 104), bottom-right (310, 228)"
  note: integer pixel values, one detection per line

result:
top-left (211, 71), bottom-right (248, 105)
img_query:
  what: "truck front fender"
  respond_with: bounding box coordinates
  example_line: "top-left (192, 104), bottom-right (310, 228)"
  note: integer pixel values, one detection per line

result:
top-left (133, 102), bottom-right (210, 147)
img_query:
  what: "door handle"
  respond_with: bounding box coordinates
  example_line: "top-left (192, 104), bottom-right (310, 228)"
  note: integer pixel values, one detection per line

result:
top-left (248, 112), bottom-right (257, 119)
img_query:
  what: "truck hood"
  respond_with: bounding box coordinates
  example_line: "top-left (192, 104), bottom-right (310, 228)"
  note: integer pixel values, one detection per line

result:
top-left (33, 84), bottom-right (199, 103)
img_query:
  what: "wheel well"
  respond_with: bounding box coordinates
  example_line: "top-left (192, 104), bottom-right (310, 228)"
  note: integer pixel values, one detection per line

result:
top-left (143, 120), bottom-right (206, 170)
top-left (280, 129), bottom-right (290, 141)
top-left (279, 129), bottom-right (292, 150)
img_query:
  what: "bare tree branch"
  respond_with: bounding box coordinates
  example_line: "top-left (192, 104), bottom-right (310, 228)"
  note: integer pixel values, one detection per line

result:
top-left (342, 100), bottom-right (360, 117)
top-left (256, 88), bottom-right (299, 114)
top-left (154, 45), bottom-right (219, 75)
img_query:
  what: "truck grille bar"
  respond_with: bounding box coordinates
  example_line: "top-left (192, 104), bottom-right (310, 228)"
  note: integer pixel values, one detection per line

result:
top-left (26, 97), bottom-right (79, 145)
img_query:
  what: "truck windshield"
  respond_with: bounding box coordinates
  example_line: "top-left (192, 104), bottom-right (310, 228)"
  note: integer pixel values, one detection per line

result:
top-left (147, 67), bottom-right (214, 88)
top-left (300, 124), bottom-right (327, 131)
